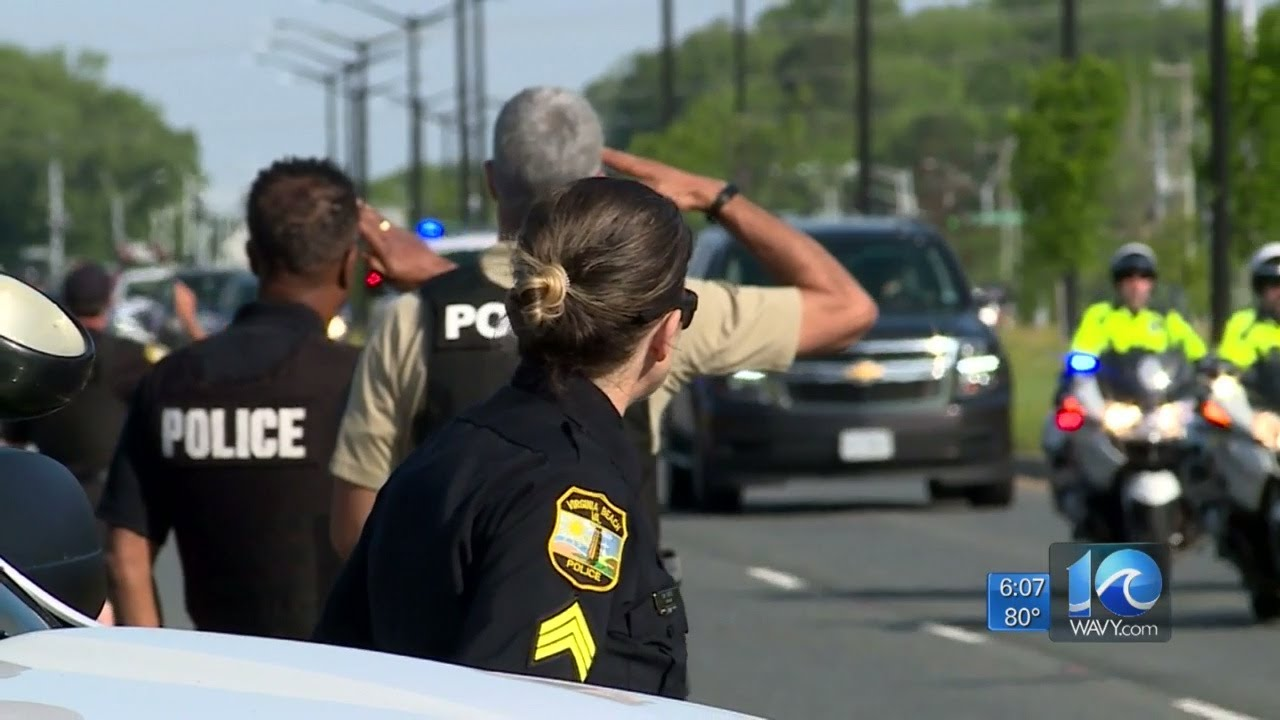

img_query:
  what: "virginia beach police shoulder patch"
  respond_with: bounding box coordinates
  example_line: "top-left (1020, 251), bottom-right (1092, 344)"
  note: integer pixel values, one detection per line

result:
top-left (547, 485), bottom-right (628, 592)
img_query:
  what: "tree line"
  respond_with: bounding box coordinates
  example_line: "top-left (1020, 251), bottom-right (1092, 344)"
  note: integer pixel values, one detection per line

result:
top-left (0, 46), bottom-right (199, 271)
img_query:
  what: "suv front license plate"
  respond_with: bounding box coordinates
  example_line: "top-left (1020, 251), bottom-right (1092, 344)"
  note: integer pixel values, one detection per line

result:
top-left (838, 428), bottom-right (895, 462)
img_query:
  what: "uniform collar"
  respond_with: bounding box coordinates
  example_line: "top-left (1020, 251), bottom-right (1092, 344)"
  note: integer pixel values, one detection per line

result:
top-left (510, 361), bottom-right (639, 477)
top-left (233, 300), bottom-right (326, 334)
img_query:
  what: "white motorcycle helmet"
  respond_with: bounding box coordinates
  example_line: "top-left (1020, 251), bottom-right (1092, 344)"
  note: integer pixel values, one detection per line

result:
top-left (1249, 242), bottom-right (1280, 292)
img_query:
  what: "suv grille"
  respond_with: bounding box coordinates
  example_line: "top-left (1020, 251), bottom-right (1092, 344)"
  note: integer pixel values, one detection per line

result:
top-left (785, 337), bottom-right (957, 405)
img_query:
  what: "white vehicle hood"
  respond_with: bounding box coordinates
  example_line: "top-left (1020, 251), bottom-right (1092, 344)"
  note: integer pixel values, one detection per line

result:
top-left (0, 627), bottom-right (760, 719)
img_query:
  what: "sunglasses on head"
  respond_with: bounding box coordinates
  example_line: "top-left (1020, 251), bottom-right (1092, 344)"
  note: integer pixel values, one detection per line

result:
top-left (633, 287), bottom-right (699, 329)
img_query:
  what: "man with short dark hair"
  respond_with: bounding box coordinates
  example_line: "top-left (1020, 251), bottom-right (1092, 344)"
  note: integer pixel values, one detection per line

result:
top-left (99, 157), bottom-right (363, 639)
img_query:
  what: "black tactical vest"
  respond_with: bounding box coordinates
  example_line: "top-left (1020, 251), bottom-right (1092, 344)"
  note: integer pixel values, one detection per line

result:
top-left (413, 263), bottom-right (522, 441)
top-left (413, 264), bottom-right (662, 538)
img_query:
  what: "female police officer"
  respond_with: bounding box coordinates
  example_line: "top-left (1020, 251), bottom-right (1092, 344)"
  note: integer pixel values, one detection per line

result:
top-left (313, 176), bottom-right (694, 698)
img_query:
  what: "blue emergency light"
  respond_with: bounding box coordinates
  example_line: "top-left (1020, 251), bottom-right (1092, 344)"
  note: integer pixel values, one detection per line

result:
top-left (416, 218), bottom-right (445, 240)
top-left (1064, 351), bottom-right (1100, 375)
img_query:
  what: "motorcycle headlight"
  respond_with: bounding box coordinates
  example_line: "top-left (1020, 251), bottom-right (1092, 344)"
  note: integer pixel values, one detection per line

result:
top-left (1251, 411), bottom-right (1280, 450)
top-left (1102, 402), bottom-right (1144, 436)
top-left (954, 339), bottom-right (1002, 396)
top-left (1150, 400), bottom-right (1193, 439)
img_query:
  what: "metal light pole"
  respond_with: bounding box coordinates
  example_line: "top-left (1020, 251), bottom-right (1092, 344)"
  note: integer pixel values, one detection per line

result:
top-left (453, 0), bottom-right (472, 226)
top-left (854, 0), bottom-right (871, 214)
top-left (1209, 0), bottom-right (1231, 339)
top-left (659, 0), bottom-right (675, 125)
top-left (732, 0), bottom-right (747, 114)
top-left (1059, 0), bottom-right (1079, 332)
top-left (472, 0), bottom-right (490, 223)
top-left (272, 17), bottom-right (401, 193)
top-left (323, 1), bottom-right (452, 224)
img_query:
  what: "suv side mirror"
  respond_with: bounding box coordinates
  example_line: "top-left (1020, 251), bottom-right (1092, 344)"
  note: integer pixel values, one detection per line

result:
top-left (0, 272), bottom-right (105, 618)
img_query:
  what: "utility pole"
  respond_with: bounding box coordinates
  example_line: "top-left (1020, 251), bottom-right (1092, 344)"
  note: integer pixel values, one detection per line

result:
top-left (472, 0), bottom-right (489, 223)
top-left (47, 158), bottom-right (66, 284)
top-left (732, 0), bottom-right (747, 114)
top-left (321, 2), bottom-right (453, 222)
top-left (257, 50), bottom-right (343, 160)
top-left (660, 0), bottom-right (675, 125)
top-left (454, 0), bottom-right (472, 225)
top-left (1209, 0), bottom-right (1231, 339)
top-left (1058, 0), bottom-right (1079, 334)
top-left (1152, 61), bottom-right (1196, 259)
top-left (854, 0), bottom-right (872, 214)
top-left (271, 18), bottom-right (401, 194)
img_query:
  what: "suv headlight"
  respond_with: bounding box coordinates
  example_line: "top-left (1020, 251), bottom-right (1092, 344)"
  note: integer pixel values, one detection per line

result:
top-left (719, 369), bottom-right (791, 406)
top-left (955, 339), bottom-right (1002, 395)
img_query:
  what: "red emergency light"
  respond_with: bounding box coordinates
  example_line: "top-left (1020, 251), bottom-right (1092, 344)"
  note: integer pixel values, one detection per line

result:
top-left (364, 270), bottom-right (384, 289)
top-left (1054, 396), bottom-right (1085, 432)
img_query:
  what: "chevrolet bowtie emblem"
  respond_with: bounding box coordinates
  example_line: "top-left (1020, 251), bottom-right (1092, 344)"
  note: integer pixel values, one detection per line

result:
top-left (844, 360), bottom-right (884, 383)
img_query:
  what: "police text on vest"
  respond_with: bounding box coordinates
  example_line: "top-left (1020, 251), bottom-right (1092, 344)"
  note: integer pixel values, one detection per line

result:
top-left (443, 302), bottom-right (510, 340)
top-left (160, 407), bottom-right (307, 460)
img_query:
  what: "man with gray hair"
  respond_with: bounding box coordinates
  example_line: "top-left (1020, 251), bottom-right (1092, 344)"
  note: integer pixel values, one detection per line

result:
top-left (327, 86), bottom-right (878, 573)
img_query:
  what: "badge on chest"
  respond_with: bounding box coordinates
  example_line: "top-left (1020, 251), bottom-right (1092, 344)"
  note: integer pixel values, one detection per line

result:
top-left (547, 486), bottom-right (629, 592)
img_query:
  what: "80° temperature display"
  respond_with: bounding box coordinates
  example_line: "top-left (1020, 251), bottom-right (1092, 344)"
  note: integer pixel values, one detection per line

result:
top-left (986, 572), bottom-right (1051, 632)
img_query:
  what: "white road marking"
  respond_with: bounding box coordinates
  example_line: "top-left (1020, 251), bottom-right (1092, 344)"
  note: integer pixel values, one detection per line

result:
top-left (745, 566), bottom-right (807, 591)
top-left (920, 622), bottom-right (987, 645)
top-left (1172, 698), bottom-right (1259, 720)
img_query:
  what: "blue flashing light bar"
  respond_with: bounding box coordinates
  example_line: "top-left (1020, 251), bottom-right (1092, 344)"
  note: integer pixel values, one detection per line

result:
top-left (416, 218), bottom-right (445, 240)
top-left (1064, 351), bottom-right (1100, 375)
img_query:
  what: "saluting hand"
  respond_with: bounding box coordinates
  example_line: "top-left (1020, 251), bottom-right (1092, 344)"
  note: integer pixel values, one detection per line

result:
top-left (600, 147), bottom-right (725, 213)
top-left (357, 201), bottom-right (455, 290)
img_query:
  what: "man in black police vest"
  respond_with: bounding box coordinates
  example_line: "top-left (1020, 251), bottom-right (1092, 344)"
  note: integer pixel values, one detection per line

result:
top-left (329, 88), bottom-right (877, 574)
top-left (99, 157), bottom-right (362, 639)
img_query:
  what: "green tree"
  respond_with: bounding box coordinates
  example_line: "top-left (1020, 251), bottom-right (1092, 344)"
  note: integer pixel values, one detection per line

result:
top-left (0, 46), bottom-right (200, 266)
top-left (1010, 56), bottom-right (1127, 316)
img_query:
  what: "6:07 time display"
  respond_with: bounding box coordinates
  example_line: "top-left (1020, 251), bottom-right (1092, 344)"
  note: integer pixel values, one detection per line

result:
top-left (986, 572), bottom-right (1051, 633)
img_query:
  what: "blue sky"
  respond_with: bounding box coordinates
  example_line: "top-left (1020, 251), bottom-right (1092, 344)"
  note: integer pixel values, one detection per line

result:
top-left (1, 0), bottom-right (951, 214)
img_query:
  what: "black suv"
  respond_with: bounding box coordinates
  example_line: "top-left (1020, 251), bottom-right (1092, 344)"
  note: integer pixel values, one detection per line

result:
top-left (662, 217), bottom-right (1014, 512)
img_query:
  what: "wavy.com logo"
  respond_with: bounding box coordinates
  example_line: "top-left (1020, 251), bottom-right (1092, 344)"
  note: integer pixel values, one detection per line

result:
top-left (1065, 547), bottom-right (1163, 639)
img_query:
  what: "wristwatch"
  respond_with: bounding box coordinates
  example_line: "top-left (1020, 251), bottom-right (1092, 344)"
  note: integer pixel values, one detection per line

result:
top-left (705, 183), bottom-right (741, 223)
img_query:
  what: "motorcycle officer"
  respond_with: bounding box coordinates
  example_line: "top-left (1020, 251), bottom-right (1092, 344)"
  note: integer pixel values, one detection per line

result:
top-left (1217, 243), bottom-right (1280, 375)
top-left (1049, 243), bottom-right (1207, 540)
top-left (1068, 243), bottom-right (1207, 363)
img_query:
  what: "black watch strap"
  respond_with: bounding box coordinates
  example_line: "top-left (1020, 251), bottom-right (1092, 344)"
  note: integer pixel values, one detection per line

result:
top-left (704, 183), bottom-right (740, 222)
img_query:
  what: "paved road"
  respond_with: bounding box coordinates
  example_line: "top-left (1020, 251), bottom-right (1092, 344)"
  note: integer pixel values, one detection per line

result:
top-left (662, 478), bottom-right (1273, 720)
top-left (151, 477), bottom-right (1275, 720)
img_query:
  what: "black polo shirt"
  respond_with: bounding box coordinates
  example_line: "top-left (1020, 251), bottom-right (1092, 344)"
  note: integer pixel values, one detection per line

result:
top-left (99, 301), bottom-right (359, 640)
top-left (314, 362), bottom-right (689, 699)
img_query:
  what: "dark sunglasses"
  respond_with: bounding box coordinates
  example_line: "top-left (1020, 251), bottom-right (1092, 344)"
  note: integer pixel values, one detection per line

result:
top-left (633, 288), bottom-right (699, 329)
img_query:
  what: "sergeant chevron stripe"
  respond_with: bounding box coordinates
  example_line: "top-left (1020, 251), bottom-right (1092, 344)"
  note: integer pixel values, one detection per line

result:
top-left (532, 601), bottom-right (597, 681)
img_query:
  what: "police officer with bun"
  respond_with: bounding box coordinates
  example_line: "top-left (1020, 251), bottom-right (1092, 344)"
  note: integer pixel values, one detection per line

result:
top-left (315, 177), bottom-right (692, 697)
top-left (99, 158), bottom-right (362, 639)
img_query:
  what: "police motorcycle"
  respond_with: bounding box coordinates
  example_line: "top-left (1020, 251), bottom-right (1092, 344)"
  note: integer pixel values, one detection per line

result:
top-left (1043, 349), bottom-right (1203, 547)
top-left (1192, 358), bottom-right (1280, 620)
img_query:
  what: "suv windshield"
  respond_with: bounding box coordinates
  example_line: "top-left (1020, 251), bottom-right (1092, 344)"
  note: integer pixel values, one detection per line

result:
top-left (721, 232), bottom-right (969, 312)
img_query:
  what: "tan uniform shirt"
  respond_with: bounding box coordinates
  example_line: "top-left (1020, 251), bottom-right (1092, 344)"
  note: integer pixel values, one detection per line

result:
top-left (329, 241), bottom-right (802, 491)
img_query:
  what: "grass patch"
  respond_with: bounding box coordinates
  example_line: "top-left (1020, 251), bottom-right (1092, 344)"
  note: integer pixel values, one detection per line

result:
top-left (1000, 325), bottom-right (1067, 456)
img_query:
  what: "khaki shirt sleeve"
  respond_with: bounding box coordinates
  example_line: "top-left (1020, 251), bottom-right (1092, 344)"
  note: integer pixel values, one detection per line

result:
top-left (329, 292), bottom-right (430, 490)
top-left (646, 279), bottom-right (802, 452)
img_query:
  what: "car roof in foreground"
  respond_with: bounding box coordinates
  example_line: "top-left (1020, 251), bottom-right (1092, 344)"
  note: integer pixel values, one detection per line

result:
top-left (0, 627), bottom-right (759, 720)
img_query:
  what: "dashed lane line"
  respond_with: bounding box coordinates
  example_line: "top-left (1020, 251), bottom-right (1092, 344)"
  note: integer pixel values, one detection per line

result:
top-left (744, 566), bottom-right (808, 591)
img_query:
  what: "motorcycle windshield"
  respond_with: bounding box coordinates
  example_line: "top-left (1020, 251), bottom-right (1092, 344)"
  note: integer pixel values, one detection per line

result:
top-left (1092, 350), bottom-right (1195, 407)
